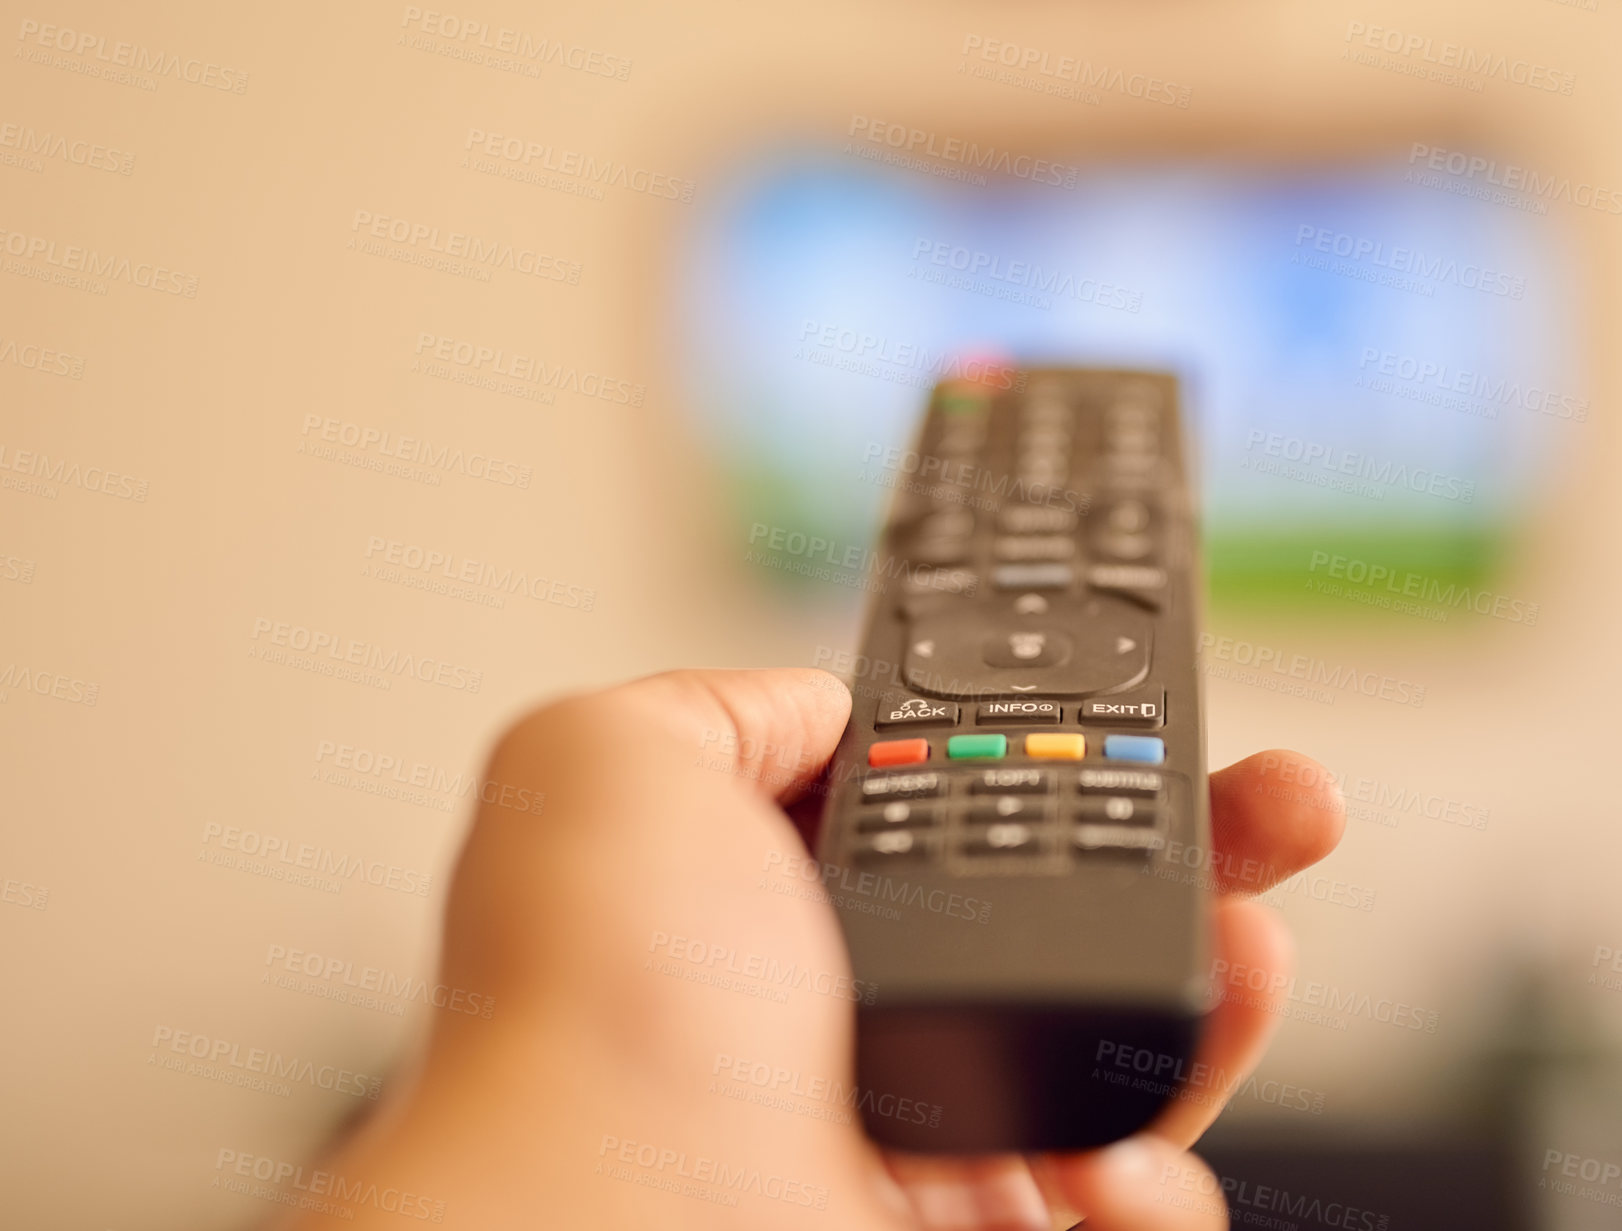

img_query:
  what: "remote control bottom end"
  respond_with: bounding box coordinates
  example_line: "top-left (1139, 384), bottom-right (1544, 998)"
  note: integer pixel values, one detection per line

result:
top-left (856, 1003), bottom-right (1205, 1153)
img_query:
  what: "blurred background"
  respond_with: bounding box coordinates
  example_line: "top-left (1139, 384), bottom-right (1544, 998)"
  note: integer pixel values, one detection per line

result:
top-left (3, 1), bottom-right (1621, 1227)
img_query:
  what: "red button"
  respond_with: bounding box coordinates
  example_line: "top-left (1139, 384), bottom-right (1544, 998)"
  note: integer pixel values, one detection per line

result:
top-left (869, 738), bottom-right (929, 768)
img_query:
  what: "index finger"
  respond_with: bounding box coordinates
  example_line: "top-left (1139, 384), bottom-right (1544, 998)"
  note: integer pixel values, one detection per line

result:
top-left (1206, 749), bottom-right (1346, 895)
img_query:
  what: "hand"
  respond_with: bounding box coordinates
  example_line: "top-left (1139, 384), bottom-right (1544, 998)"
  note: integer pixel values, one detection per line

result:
top-left (286, 668), bottom-right (1344, 1231)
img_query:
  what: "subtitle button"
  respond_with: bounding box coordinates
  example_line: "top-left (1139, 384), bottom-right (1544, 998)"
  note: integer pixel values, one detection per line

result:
top-left (874, 696), bottom-right (961, 730)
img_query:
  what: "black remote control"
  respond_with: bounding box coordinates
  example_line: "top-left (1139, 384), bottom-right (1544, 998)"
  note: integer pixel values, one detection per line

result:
top-left (816, 368), bottom-right (1211, 1153)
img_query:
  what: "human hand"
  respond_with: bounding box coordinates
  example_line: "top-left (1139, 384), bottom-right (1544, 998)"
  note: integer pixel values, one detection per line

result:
top-left (286, 668), bottom-right (1344, 1231)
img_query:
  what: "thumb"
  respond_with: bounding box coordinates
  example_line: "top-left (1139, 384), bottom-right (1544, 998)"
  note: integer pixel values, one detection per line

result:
top-left (436, 667), bottom-right (852, 1014)
top-left (454, 666), bottom-right (853, 894)
top-left (1042, 1138), bottom-right (1229, 1231)
top-left (604, 667), bottom-right (854, 803)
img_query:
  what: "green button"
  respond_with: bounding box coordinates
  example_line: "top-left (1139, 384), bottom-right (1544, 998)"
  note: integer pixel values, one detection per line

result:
top-left (939, 392), bottom-right (988, 416)
top-left (948, 734), bottom-right (1007, 759)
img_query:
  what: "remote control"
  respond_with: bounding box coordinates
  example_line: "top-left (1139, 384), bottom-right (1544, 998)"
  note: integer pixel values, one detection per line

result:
top-left (816, 367), bottom-right (1211, 1153)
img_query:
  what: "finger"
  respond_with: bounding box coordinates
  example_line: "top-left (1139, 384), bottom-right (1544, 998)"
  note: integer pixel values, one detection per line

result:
top-left (1031, 898), bottom-right (1292, 1195)
top-left (1028, 1156), bottom-right (1085, 1229)
top-left (1207, 749), bottom-right (1345, 894)
top-left (594, 666), bottom-right (853, 802)
top-left (1046, 1137), bottom-right (1228, 1231)
top-left (1144, 897), bottom-right (1293, 1148)
top-left (885, 1154), bottom-right (1051, 1231)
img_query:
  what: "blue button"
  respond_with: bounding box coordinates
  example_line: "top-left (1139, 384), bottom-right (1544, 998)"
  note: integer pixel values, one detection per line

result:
top-left (1104, 734), bottom-right (1165, 764)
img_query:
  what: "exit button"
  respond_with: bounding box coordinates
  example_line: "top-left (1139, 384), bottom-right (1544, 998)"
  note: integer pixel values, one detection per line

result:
top-left (1079, 690), bottom-right (1164, 727)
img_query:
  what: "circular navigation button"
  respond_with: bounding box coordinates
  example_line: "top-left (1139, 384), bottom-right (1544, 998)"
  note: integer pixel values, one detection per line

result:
top-left (903, 594), bottom-right (1152, 700)
top-left (982, 628), bottom-right (1073, 669)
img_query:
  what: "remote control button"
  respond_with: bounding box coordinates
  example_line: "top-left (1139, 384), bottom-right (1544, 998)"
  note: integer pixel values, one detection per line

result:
top-left (1073, 824), bottom-right (1164, 853)
top-left (1076, 795), bottom-right (1158, 825)
top-left (1019, 455), bottom-right (1071, 479)
top-left (874, 696), bottom-right (960, 729)
top-left (897, 592), bottom-right (963, 622)
top-left (1085, 564), bottom-right (1167, 609)
top-left (1020, 421), bottom-right (1071, 443)
top-left (969, 768), bottom-right (1050, 794)
top-left (1025, 733), bottom-right (1086, 759)
top-left (1106, 401), bottom-right (1160, 429)
top-left (977, 700), bottom-right (1060, 724)
top-left (1104, 499), bottom-right (1152, 533)
top-left (869, 739), bottom-right (930, 768)
top-left (904, 595), bottom-right (1151, 700)
top-left (1020, 420), bottom-right (1073, 442)
top-left (1103, 735), bottom-right (1166, 764)
top-left (982, 630), bottom-right (1072, 669)
top-left (938, 390), bottom-right (990, 416)
top-left (1108, 428), bottom-right (1160, 456)
top-left (1087, 563), bottom-right (1165, 589)
top-left (917, 509), bottom-right (975, 538)
top-left (948, 734), bottom-right (1007, 759)
top-left (857, 802), bottom-right (942, 831)
top-left (1019, 435), bottom-right (1070, 459)
top-left (934, 420), bottom-right (986, 449)
top-left (1093, 531), bottom-right (1155, 561)
top-left (909, 538), bottom-right (971, 567)
top-left (998, 506), bottom-right (1078, 534)
top-left (853, 829), bottom-right (935, 863)
top-left (1102, 452), bottom-right (1162, 479)
top-left (1023, 393), bottom-right (1071, 413)
top-left (1077, 767), bottom-right (1163, 796)
top-left (929, 462), bottom-right (977, 490)
top-left (966, 796), bottom-right (1047, 822)
top-left (960, 823), bottom-right (1040, 855)
top-left (994, 536), bottom-right (1075, 562)
top-left (903, 567), bottom-right (979, 596)
top-left (992, 564), bottom-right (1074, 591)
top-left (861, 772), bottom-right (943, 802)
top-left (1017, 461), bottom-right (1068, 487)
top-left (1079, 691), bottom-right (1164, 727)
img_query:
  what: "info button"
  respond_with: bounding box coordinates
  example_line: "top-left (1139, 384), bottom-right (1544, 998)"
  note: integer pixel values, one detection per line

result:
top-left (977, 700), bottom-right (1060, 725)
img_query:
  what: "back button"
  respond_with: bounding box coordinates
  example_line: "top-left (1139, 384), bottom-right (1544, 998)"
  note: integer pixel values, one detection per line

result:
top-left (874, 696), bottom-right (960, 730)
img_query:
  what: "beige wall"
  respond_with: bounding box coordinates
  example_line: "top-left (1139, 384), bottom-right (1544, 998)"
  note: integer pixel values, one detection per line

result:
top-left (3, 1), bottom-right (1619, 1227)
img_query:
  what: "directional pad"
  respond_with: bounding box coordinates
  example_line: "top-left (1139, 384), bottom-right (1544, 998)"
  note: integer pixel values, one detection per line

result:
top-left (904, 595), bottom-right (1151, 700)
top-left (982, 629), bottom-right (1071, 669)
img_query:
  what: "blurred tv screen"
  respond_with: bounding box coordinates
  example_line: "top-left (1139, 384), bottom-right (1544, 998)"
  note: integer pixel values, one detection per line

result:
top-left (676, 152), bottom-right (1583, 610)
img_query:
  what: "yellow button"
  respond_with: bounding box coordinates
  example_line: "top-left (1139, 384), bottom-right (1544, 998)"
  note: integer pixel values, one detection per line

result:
top-left (1025, 733), bottom-right (1086, 759)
